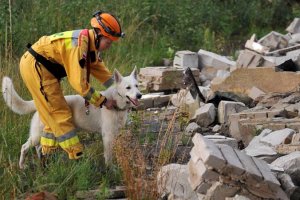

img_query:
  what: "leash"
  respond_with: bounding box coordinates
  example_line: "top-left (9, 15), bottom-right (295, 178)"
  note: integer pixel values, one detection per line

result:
top-left (85, 34), bottom-right (91, 115)
top-left (113, 105), bottom-right (128, 111)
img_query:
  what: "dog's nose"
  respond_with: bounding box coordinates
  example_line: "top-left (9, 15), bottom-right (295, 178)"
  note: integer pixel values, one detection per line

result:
top-left (136, 93), bottom-right (142, 99)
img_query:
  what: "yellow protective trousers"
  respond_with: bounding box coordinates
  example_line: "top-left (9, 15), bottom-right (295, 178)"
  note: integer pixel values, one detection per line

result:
top-left (20, 51), bottom-right (83, 159)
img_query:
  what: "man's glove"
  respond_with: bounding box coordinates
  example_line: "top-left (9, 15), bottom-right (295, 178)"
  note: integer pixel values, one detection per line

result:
top-left (84, 87), bottom-right (106, 107)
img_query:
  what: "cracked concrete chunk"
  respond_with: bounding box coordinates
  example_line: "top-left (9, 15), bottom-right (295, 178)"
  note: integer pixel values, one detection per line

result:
top-left (218, 101), bottom-right (248, 124)
top-left (191, 133), bottom-right (226, 170)
top-left (260, 128), bottom-right (295, 146)
top-left (157, 164), bottom-right (198, 200)
top-left (190, 103), bottom-right (216, 127)
top-left (286, 18), bottom-right (300, 34)
top-left (258, 31), bottom-right (289, 51)
top-left (218, 144), bottom-right (245, 176)
top-left (211, 67), bottom-right (300, 97)
top-left (173, 50), bottom-right (198, 69)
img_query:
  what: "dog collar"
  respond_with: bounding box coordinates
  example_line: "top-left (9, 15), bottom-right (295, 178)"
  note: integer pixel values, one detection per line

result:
top-left (113, 105), bottom-right (128, 111)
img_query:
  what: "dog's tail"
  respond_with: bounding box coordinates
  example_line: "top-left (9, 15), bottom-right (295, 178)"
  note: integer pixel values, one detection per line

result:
top-left (2, 76), bottom-right (36, 115)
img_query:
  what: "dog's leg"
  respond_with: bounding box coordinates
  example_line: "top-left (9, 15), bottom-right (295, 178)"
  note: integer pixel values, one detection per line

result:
top-left (102, 132), bottom-right (114, 164)
top-left (100, 109), bottom-right (117, 165)
top-left (19, 140), bottom-right (31, 169)
top-left (19, 112), bottom-right (43, 169)
top-left (35, 145), bottom-right (42, 159)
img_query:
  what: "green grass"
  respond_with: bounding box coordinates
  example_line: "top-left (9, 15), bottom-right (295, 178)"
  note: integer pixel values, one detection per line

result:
top-left (0, 63), bottom-right (122, 198)
top-left (0, 107), bottom-right (122, 199)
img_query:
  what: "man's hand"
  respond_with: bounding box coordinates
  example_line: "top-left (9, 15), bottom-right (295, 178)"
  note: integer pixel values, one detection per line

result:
top-left (104, 99), bottom-right (117, 110)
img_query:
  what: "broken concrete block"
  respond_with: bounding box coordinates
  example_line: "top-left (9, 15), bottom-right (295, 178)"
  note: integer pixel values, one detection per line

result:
top-left (216, 69), bottom-right (231, 79)
top-left (266, 109), bottom-right (285, 118)
top-left (218, 144), bottom-right (245, 176)
top-left (191, 134), bottom-right (226, 171)
top-left (194, 182), bottom-right (212, 195)
top-left (173, 50), bottom-right (198, 69)
top-left (170, 89), bottom-right (200, 117)
top-left (243, 111), bottom-right (267, 119)
top-left (244, 144), bottom-right (277, 158)
top-left (276, 143), bottom-right (300, 154)
top-left (198, 49), bottom-right (236, 70)
top-left (289, 33), bottom-right (300, 45)
top-left (246, 182), bottom-right (288, 200)
top-left (277, 173), bottom-right (300, 200)
top-left (229, 112), bottom-right (287, 146)
top-left (153, 95), bottom-right (171, 107)
top-left (245, 34), bottom-right (270, 54)
top-left (185, 122), bottom-right (201, 136)
top-left (246, 87), bottom-right (265, 101)
top-left (187, 160), bottom-right (219, 190)
top-left (252, 157), bottom-right (280, 187)
top-left (211, 125), bottom-right (221, 133)
top-left (236, 50), bottom-right (276, 68)
top-left (218, 101), bottom-right (248, 124)
top-left (188, 134), bottom-right (287, 199)
top-left (204, 135), bottom-right (238, 149)
top-left (244, 129), bottom-right (278, 158)
top-left (205, 182), bottom-right (240, 200)
top-left (260, 128), bottom-right (295, 146)
top-left (286, 18), bottom-right (300, 34)
top-left (228, 113), bottom-right (241, 140)
top-left (233, 155), bottom-right (287, 199)
top-left (139, 66), bottom-right (200, 92)
top-left (137, 93), bottom-right (171, 110)
top-left (265, 44), bottom-right (300, 57)
top-left (190, 103), bottom-right (216, 127)
top-left (157, 164), bottom-right (198, 200)
top-left (198, 86), bottom-right (215, 102)
top-left (211, 67), bottom-right (300, 95)
top-left (271, 151), bottom-right (300, 186)
top-left (198, 49), bottom-right (235, 83)
top-left (292, 133), bottom-right (300, 143)
top-left (258, 31), bottom-right (289, 51)
top-left (234, 149), bottom-right (263, 183)
top-left (229, 115), bottom-right (300, 146)
top-left (263, 49), bottom-right (300, 67)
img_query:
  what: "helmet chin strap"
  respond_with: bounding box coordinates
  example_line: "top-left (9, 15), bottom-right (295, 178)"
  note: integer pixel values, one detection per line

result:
top-left (93, 29), bottom-right (102, 50)
top-left (93, 29), bottom-right (105, 62)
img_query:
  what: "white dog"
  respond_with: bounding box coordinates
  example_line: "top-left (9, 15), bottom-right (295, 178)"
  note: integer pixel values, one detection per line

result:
top-left (2, 68), bottom-right (142, 169)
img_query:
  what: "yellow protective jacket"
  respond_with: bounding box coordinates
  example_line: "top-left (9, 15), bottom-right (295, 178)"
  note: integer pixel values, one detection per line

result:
top-left (31, 29), bottom-right (113, 107)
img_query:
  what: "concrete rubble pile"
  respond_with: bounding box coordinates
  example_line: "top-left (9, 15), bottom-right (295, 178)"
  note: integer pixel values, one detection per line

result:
top-left (157, 134), bottom-right (289, 200)
top-left (138, 65), bottom-right (200, 92)
top-left (136, 18), bottom-right (300, 199)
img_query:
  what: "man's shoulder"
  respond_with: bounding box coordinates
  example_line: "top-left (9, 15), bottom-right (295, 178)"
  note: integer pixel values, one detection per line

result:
top-left (48, 29), bottom-right (90, 50)
top-left (49, 29), bottom-right (89, 41)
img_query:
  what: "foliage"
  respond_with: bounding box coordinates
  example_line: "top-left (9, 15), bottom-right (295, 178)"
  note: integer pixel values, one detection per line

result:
top-left (1, 0), bottom-right (299, 66)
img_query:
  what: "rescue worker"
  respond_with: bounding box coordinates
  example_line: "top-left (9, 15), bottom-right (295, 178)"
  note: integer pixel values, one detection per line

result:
top-left (19, 11), bottom-right (125, 160)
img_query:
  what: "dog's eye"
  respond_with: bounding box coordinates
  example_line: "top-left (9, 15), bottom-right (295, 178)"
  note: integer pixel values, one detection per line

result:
top-left (135, 84), bottom-right (138, 88)
top-left (126, 86), bottom-right (131, 90)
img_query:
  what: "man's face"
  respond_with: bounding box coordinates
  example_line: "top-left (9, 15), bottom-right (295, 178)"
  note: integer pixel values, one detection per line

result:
top-left (99, 36), bottom-right (113, 51)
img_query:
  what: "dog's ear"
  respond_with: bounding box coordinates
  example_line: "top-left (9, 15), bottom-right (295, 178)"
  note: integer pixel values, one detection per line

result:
top-left (131, 66), bottom-right (138, 79)
top-left (114, 69), bottom-right (123, 84)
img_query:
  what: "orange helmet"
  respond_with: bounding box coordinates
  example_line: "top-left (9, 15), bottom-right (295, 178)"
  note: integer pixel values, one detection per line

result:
top-left (91, 11), bottom-right (125, 41)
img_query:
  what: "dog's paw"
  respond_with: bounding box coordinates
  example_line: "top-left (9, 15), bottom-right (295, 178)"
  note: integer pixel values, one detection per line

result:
top-left (19, 161), bottom-right (27, 170)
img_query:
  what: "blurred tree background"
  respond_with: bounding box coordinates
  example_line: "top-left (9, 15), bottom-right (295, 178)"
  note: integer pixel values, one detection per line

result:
top-left (1, 0), bottom-right (300, 72)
